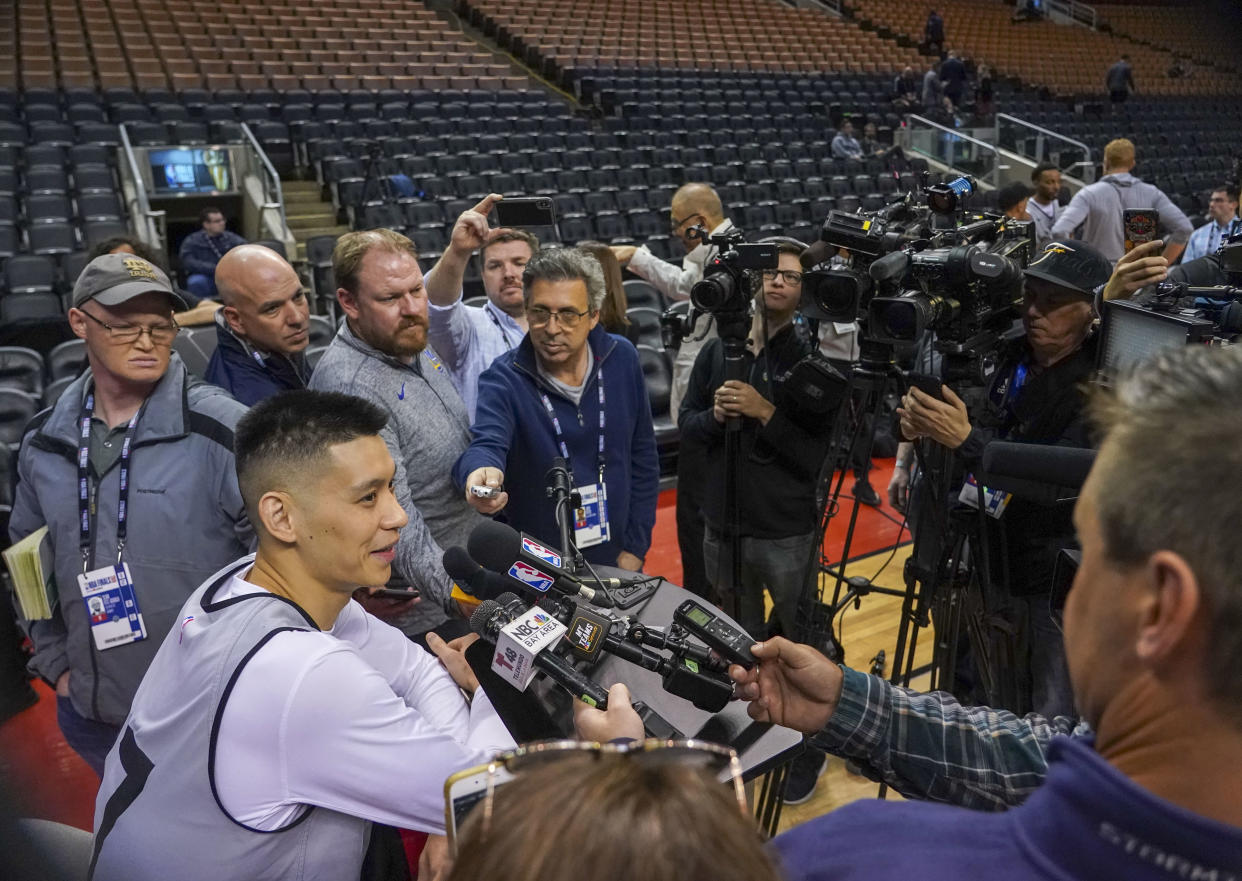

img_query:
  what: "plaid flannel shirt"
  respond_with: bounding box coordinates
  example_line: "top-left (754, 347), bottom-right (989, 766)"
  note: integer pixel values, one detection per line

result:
top-left (809, 667), bottom-right (1091, 811)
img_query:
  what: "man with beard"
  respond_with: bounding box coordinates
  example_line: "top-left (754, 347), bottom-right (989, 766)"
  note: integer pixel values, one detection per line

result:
top-left (310, 230), bottom-right (481, 641)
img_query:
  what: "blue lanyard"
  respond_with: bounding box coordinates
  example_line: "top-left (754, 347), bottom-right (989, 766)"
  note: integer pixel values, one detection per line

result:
top-left (539, 367), bottom-right (606, 482)
top-left (485, 304), bottom-right (518, 351)
top-left (78, 391), bottom-right (145, 571)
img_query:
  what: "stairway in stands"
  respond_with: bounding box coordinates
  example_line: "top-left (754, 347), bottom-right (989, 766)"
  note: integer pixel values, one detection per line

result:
top-left (282, 180), bottom-right (349, 264)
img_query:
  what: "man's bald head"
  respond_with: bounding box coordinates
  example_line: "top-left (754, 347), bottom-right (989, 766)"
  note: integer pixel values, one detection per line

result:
top-left (215, 245), bottom-right (311, 357)
top-left (670, 183), bottom-right (726, 252)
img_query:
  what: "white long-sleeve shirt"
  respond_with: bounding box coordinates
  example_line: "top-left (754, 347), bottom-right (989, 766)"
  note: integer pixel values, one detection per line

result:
top-left (214, 574), bottom-right (514, 834)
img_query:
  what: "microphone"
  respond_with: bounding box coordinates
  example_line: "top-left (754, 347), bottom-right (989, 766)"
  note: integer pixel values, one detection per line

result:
top-left (546, 456), bottom-right (573, 498)
top-left (800, 238), bottom-right (836, 269)
top-left (980, 442), bottom-right (1096, 503)
top-left (469, 593), bottom-right (612, 708)
top-left (467, 520), bottom-right (619, 606)
top-left (442, 545), bottom-right (514, 602)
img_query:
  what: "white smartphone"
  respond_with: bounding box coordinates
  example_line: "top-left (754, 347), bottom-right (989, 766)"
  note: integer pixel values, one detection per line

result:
top-left (444, 763), bottom-right (514, 851)
top-left (469, 484), bottom-right (499, 499)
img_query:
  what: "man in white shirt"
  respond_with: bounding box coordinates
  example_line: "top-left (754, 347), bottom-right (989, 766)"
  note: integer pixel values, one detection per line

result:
top-left (611, 183), bottom-right (738, 600)
top-left (1026, 163), bottom-right (1062, 251)
top-left (90, 389), bottom-right (516, 881)
top-left (1182, 185), bottom-right (1239, 263)
top-left (424, 193), bottom-right (539, 421)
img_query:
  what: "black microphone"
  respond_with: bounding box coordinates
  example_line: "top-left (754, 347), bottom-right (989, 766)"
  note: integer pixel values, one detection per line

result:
top-left (469, 593), bottom-right (612, 708)
top-left (800, 238), bottom-right (835, 269)
top-left (546, 456), bottom-right (573, 498)
top-left (980, 442), bottom-right (1096, 503)
top-left (442, 545), bottom-right (514, 602)
top-left (467, 520), bottom-right (618, 606)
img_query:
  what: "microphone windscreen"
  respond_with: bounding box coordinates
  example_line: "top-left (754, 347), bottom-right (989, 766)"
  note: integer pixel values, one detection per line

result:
top-left (980, 442), bottom-right (1096, 496)
top-left (469, 600), bottom-right (500, 635)
top-left (442, 545), bottom-right (481, 582)
top-left (468, 520), bottom-right (524, 574)
top-left (800, 239), bottom-right (835, 269)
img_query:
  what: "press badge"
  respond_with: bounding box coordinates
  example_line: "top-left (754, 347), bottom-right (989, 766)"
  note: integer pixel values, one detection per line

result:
top-left (572, 481), bottom-right (610, 549)
top-left (77, 563), bottom-right (147, 650)
top-left (958, 473), bottom-right (1012, 519)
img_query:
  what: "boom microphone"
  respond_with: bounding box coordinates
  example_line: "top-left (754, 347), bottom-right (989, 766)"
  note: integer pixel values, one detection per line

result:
top-left (980, 442), bottom-right (1096, 503)
top-left (469, 593), bottom-right (612, 708)
top-left (467, 520), bottom-right (618, 606)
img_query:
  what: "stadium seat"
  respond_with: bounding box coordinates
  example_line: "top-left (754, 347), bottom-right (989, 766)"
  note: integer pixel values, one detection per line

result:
top-left (0, 347), bottom-right (45, 395)
top-left (29, 223), bottom-right (78, 257)
top-left (46, 339), bottom-right (87, 382)
top-left (626, 307), bottom-right (664, 349)
top-left (623, 279), bottom-right (666, 312)
top-left (0, 389), bottom-right (39, 445)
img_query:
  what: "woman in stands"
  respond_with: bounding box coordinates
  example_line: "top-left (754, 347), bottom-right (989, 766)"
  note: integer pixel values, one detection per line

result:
top-left (578, 240), bottom-right (639, 346)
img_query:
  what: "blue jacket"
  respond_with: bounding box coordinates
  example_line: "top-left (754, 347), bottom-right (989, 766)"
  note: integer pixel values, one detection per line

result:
top-left (205, 313), bottom-right (309, 406)
top-left (177, 229), bottom-right (246, 278)
top-left (772, 737), bottom-right (1242, 880)
top-left (453, 326), bottom-right (659, 564)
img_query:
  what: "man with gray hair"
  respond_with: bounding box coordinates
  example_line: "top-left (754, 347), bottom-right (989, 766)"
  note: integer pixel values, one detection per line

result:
top-left (454, 247), bottom-right (659, 572)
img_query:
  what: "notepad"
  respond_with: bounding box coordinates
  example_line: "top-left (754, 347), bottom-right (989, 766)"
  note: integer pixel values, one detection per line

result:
top-left (3, 526), bottom-right (57, 620)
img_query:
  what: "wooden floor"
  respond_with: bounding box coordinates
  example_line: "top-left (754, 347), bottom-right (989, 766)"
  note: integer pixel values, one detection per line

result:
top-left (776, 544), bottom-right (936, 832)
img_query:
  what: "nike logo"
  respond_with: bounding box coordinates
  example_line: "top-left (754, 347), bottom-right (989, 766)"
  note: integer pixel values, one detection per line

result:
top-left (398, 382), bottom-right (405, 400)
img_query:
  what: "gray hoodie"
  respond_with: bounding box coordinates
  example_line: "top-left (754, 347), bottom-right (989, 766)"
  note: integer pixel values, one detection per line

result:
top-left (309, 321), bottom-right (481, 635)
top-left (1050, 172), bottom-right (1192, 263)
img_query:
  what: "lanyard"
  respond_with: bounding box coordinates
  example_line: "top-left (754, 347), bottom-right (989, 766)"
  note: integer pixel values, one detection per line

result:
top-left (78, 392), bottom-right (145, 571)
top-left (539, 367), bottom-right (606, 482)
top-left (485, 305), bottom-right (517, 351)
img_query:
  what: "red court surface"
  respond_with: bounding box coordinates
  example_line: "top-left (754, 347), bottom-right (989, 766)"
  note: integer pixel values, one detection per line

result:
top-left (0, 459), bottom-right (905, 831)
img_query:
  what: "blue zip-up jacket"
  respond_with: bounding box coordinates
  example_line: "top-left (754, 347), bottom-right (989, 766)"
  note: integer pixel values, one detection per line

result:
top-left (204, 312), bottom-right (310, 406)
top-left (453, 326), bottom-right (659, 565)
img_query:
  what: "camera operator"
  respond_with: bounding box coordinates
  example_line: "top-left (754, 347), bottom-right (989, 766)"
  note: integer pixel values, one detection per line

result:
top-left (896, 241), bottom-right (1112, 718)
top-left (679, 239), bottom-right (836, 643)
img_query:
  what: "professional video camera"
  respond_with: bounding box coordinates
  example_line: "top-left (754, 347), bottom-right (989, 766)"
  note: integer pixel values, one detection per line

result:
top-left (660, 231), bottom-right (779, 350)
top-left (1098, 238), bottom-right (1242, 380)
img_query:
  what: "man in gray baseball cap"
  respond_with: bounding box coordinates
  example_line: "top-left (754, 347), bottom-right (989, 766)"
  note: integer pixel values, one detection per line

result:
top-left (9, 251), bottom-right (252, 775)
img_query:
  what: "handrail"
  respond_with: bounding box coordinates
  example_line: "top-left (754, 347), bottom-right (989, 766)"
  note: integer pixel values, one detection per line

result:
top-left (904, 115), bottom-right (1002, 187)
top-left (1046, 0), bottom-right (1096, 29)
top-left (994, 113), bottom-right (1094, 182)
top-left (240, 123), bottom-right (289, 239)
top-left (117, 124), bottom-right (166, 255)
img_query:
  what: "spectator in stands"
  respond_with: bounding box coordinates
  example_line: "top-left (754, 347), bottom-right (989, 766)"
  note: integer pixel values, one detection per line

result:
top-left (578, 240), bottom-right (639, 346)
top-left (456, 247), bottom-right (658, 574)
top-left (997, 181), bottom-right (1032, 221)
top-left (924, 8), bottom-right (945, 56)
top-left (1051, 138), bottom-right (1192, 263)
top-left (205, 244), bottom-right (311, 406)
top-left (922, 61), bottom-right (945, 115)
top-left (940, 50), bottom-right (968, 109)
top-left (424, 195), bottom-right (536, 422)
top-left (893, 67), bottom-right (921, 112)
top-left (831, 120), bottom-right (864, 161)
top-left (763, 344), bottom-right (1242, 879)
top-left (178, 207), bottom-right (246, 302)
top-left (89, 390), bottom-right (516, 881)
top-left (1026, 162), bottom-right (1063, 250)
top-left (611, 183), bottom-right (737, 601)
top-left (975, 63), bottom-right (995, 118)
top-left (10, 253), bottom-right (252, 775)
top-left (679, 240), bottom-right (837, 649)
top-left (1182, 185), bottom-right (1240, 263)
top-left (1106, 54), bottom-right (1135, 104)
top-left (310, 229), bottom-right (480, 642)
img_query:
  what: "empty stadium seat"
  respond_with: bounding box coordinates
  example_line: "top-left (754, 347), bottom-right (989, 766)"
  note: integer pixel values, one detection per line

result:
top-left (0, 347), bottom-right (45, 395)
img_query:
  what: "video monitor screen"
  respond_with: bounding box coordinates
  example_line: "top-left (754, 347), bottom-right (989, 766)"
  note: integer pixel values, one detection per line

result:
top-left (149, 148), bottom-right (233, 193)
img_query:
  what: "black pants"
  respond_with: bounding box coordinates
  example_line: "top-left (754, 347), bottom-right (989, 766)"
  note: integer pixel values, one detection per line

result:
top-left (675, 436), bottom-right (713, 601)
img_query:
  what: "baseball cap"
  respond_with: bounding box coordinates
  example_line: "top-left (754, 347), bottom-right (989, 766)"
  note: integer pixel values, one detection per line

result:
top-left (1022, 240), bottom-right (1113, 297)
top-left (71, 253), bottom-right (189, 311)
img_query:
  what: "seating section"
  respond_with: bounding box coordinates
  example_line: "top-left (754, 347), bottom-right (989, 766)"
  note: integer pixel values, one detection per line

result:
top-left (1096, 3), bottom-right (1242, 75)
top-left (6, 0), bottom-right (524, 93)
top-left (457, 0), bottom-right (924, 90)
top-left (846, 0), bottom-right (1241, 97)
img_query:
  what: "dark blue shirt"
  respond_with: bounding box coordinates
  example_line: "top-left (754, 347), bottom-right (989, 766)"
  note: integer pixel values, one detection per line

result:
top-left (205, 316), bottom-right (309, 406)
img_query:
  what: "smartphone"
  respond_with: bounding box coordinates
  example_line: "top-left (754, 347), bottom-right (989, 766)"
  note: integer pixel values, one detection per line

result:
top-left (445, 764), bottom-right (514, 851)
top-left (494, 196), bottom-right (556, 229)
top-left (906, 371), bottom-right (945, 401)
top-left (372, 587), bottom-right (420, 601)
top-left (1123, 209), bottom-right (1159, 253)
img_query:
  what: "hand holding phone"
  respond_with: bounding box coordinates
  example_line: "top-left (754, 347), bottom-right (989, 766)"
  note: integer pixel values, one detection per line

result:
top-left (906, 371), bottom-right (945, 402)
top-left (1123, 208), bottom-right (1159, 253)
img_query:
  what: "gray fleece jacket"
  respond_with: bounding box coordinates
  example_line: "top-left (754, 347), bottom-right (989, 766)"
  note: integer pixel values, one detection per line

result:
top-left (309, 321), bottom-right (482, 634)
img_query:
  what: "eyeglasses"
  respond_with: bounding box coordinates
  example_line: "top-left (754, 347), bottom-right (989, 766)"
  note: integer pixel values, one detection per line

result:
top-left (669, 213), bottom-right (701, 233)
top-left (761, 269), bottom-right (804, 285)
top-left (526, 305), bottom-right (592, 328)
top-left (444, 738), bottom-right (746, 856)
top-left (79, 307), bottom-right (180, 345)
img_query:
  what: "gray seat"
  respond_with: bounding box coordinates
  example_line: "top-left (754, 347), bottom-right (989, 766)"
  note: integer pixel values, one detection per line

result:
top-left (307, 314), bottom-right (335, 347)
top-left (0, 389), bottom-right (40, 444)
top-left (622, 279), bottom-right (666, 312)
top-left (0, 346), bottom-right (45, 395)
top-left (43, 375), bottom-right (75, 408)
top-left (47, 338), bottom-right (87, 381)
